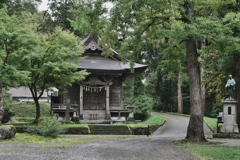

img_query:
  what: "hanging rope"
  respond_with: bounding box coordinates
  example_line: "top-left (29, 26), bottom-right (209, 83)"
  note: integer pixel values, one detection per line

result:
top-left (82, 84), bottom-right (108, 92)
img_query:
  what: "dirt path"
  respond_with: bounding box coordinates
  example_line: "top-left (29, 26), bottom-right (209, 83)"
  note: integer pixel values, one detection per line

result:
top-left (0, 112), bottom-right (200, 160)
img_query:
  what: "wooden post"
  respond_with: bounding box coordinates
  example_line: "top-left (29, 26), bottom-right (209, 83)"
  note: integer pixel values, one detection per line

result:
top-left (79, 84), bottom-right (83, 120)
top-left (105, 85), bottom-right (110, 120)
top-left (65, 99), bottom-right (70, 121)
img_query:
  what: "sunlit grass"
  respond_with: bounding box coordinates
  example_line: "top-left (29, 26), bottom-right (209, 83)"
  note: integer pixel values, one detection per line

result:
top-left (114, 114), bottom-right (165, 127)
top-left (185, 144), bottom-right (240, 160)
top-left (0, 133), bottom-right (143, 149)
top-left (138, 115), bottom-right (165, 125)
top-left (203, 117), bottom-right (217, 132)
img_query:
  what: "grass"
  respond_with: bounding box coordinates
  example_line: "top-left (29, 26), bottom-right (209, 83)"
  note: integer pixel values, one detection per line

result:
top-left (203, 116), bottom-right (217, 132)
top-left (114, 114), bottom-right (165, 127)
top-left (131, 115), bottom-right (165, 127)
top-left (185, 144), bottom-right (240, 160)
top-left (0, 133), bottom-right (143, 149)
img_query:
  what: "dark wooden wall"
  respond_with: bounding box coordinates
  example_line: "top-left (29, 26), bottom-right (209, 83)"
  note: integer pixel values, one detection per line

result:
top-left (63, 83), bottom-right (80, 105)
top-left (110, 78), bottom-right (122, 109)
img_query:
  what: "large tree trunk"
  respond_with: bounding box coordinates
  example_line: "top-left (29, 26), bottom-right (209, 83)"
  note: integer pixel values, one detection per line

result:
top-left (201, 67), bottom-right (206, 116)
top-left (236, 73), bottom-right (240, 128)
top-left (33, 97), bottom-right (41, 123)
top-left (184, 2), bottom-right (206, 142)
top-left (178, 72), bottom-right (183, 114)
top-left (201, 41), bottom-right (206, 116)
top-left (0, 82), bottom-right (5, 124)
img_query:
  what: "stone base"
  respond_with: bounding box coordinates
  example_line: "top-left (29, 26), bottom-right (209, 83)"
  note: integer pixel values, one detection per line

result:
top-left (213, 133), bottom-right (240, 139)
top-left (222, 124), bottom-right (239, 133)
top-left (105, 114), bottom-right (111, 120)
top-left (79, 114), bottom-right (83, 120)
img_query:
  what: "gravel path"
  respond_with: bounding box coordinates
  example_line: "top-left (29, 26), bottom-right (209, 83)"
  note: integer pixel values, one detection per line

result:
top-left (1, 112), bottom-right (236, 160)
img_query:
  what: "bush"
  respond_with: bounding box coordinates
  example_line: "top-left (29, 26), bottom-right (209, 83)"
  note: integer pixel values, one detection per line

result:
top-left (71, 117), bottom-right (80, 124)
top-left (9, 102), bottom-right (51, 118)
top-left (26, 117), bottom-right (64, 138)
top-left (62, 120), bottom-right (75, 124)
top-left (133, 95), bottom-right (153, 121)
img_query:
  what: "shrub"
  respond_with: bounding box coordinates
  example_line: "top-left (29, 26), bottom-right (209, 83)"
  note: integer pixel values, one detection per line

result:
top-left (9, 102), bottom-right (51, 118)
top-left (71, 117), bottom-right (80, 124)
top-left (133, 95), bottom-right (153, 121)
top-left (26, 117), bottom-right (64, 138)
top-left (62, 120), bottom-right (75, 124)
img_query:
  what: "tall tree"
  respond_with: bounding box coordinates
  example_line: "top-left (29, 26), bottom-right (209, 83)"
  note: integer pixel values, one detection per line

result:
top-left (101, 0), bottom-right (236, 141)
top-left (183, 2), bottom-right (205, 141)
top-left (45, 0), bottom-right (107, 37)
top-left (0, 8), bottom-right (31, 123)
top-left (6, 0), bottom-right (41, 15)
top-left (10, 11), bottom-right (89, 123)
top-left (20, 26), bottom-right (88, 123)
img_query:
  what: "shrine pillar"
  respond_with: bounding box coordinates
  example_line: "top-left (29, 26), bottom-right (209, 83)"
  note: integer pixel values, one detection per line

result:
top-left (79, 84), bottom-right (84, 120)
top-left (105, 85), bottom-right (111, 120)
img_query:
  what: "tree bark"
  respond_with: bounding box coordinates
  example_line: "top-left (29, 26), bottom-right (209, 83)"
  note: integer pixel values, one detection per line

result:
top-left (201, 41), bottom-right (206, 116)
top-left (33, 97), bottom-right (41, 123)
top-left (201, 67), bottom-right (206, 116)
top-left (178, 72), bottom-right (183, 114)
top-left (184, 2), bottom-right (206, 142)
top-left (236, 73), bottom-right (240, 127)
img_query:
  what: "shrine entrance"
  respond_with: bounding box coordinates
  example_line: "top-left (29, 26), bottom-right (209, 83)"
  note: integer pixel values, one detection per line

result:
top-left (83, 86), bottom-right (106, 110)
top-left (79, 76), bottom-right (112, 120)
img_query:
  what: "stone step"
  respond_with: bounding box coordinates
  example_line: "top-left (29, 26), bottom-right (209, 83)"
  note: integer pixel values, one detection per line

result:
top-left (89, 125), bottom-right (131, 135)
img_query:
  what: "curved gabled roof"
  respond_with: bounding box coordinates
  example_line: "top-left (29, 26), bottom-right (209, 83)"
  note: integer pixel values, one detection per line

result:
top-left (79, 58), bottom-right (147, 71)
top-left (80, 35), bottom-right (148, 74)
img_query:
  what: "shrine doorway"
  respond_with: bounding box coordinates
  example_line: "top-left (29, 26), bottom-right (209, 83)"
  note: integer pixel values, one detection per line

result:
top-left (83, 86), bottom-right (106, 110)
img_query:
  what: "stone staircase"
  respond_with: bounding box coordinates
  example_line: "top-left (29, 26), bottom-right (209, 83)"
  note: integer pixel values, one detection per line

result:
top-left (89, 124), bottom-right (131, 135)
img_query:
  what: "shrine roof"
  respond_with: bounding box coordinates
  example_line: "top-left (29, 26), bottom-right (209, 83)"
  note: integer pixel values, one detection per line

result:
top-left (79, 58), bottom-right (147, 71)
top-left (80, 35), bottom-right (148, 72)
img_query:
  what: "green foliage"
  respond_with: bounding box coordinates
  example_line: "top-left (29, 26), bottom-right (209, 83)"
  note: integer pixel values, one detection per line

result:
top-left (124, 96), bottom-right (153, 121)
top-left (36, 117), bottom-right (63, 138)
top-left (13, 11), bottom-right (89, 123)
top-left (5, 0), bottom-right (40, 15)
top-left (9, 102), bottom-right (50, 118)
top-left (38, 117), bottom-right (61, 128)
top-left (26, 117), bottom-right (64, 138)
top-left (71, 117), bottom-right (80, 124)
top-left (62, 120), bottom-right (75, 125)
top-left (0, 8), bottom-right (31, 88)
top-left (46, 0), bottom-right (107, 37)
top-left (132, 95), bottom-right (153, 121)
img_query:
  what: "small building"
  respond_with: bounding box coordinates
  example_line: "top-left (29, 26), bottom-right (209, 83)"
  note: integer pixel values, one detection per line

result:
top-left (7, 87), bottom-right (50, 103)
top-left (51, 35), bottom-right (147, 123)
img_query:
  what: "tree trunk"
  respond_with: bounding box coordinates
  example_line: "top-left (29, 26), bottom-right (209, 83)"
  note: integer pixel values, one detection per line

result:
top-left (201, 41), bottom-right (206, 116)
top-left (178, 72), bottom-right (183, 114)
top-left (169, 79), bottom-right (173, 112)
top-left (236, 73), bottom-right (240, 128)
top-left (0, 82), bottom-right (5, 124)
top-left (201, 67), bottom-right (206, 116)
top-left (184, 2), bottom-right (206, 142)
top-left (33, 97), bottom-right (41, 123)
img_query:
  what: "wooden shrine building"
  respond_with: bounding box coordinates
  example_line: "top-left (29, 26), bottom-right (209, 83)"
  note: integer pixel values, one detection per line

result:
top-left (51, 35), bottom-right (147, 123)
